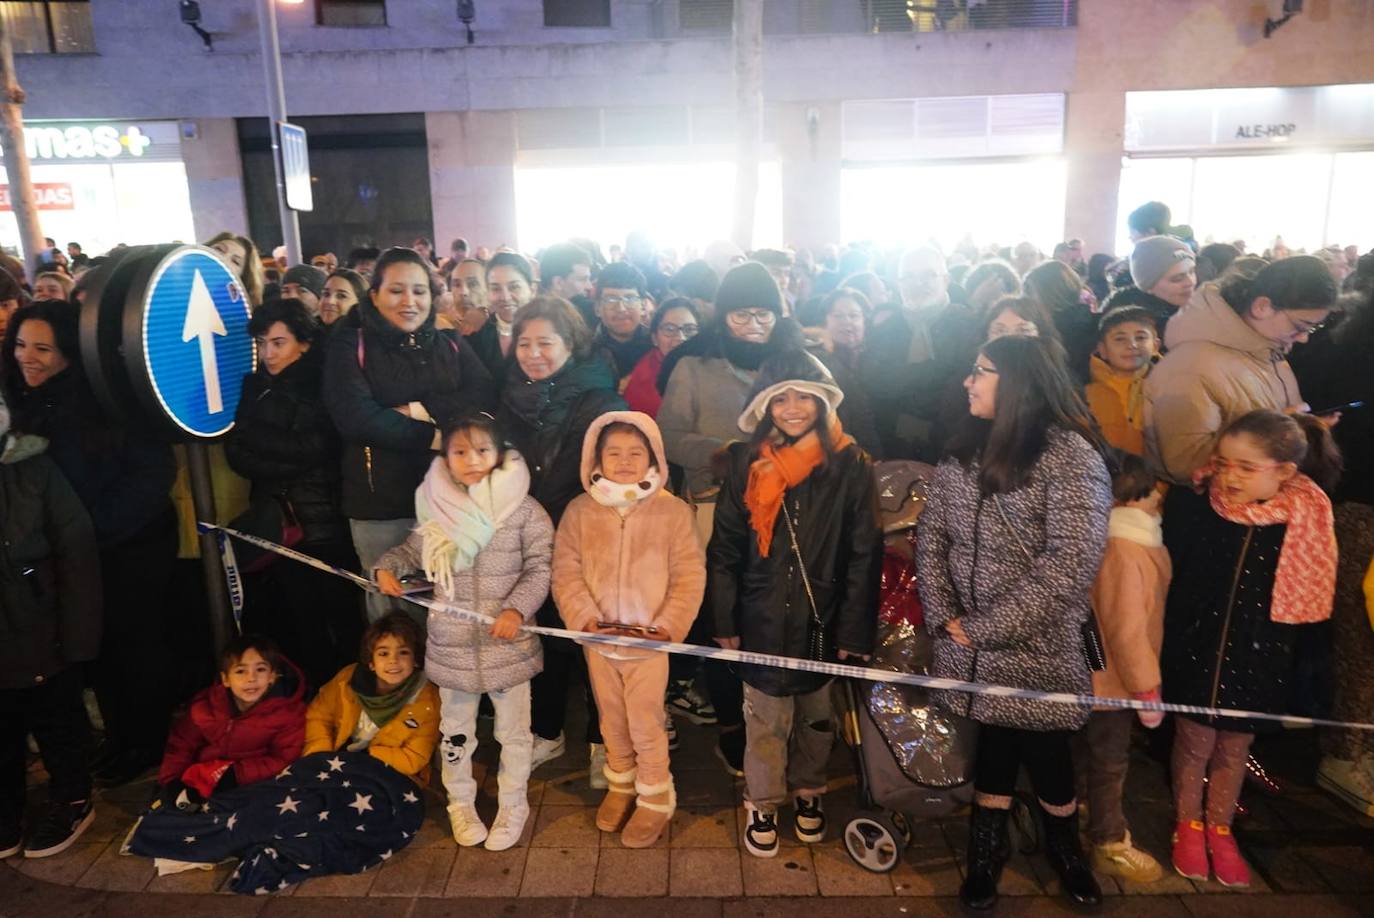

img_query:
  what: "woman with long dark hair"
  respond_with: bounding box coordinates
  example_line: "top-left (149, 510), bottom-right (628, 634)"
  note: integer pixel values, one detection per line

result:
top-left (916, 334), bottom-right (1111, 911)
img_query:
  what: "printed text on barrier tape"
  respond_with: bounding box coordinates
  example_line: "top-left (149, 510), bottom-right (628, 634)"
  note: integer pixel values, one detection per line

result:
top-left (198, 522), bottom-right (1374, 733)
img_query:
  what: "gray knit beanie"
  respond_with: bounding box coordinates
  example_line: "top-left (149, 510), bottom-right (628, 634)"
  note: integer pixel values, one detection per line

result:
top-left (1130, 236), bottom-right (1195, 293)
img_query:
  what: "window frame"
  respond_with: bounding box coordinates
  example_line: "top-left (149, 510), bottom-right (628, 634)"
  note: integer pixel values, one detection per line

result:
top-left (2, 0), bottom-right (94, 54)
top-left (314, 0), bottom-right (387, 28)
top-left (542, 0), bottom-right (612, 28)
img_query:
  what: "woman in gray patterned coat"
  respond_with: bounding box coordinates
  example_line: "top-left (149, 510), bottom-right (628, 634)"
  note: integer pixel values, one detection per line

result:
top-left (916, 334), bottom-right (1112, 912)
top-left (374, 413), bottom-right (552, 853)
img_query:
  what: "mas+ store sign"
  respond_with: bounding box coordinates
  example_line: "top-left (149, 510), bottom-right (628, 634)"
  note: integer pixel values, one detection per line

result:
top-left (0, 120), bottom-right (184, 165)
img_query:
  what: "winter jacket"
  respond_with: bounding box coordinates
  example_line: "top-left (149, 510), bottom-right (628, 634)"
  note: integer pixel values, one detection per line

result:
top-left (623, 347), bottom-right (666, 418)
top-left (1090, 508), bottom-right (1170, 703)
top-left (861, 301), bottom-right (982, 462)
top-left (594, 325), bottom-right (654, 384)
top-left (553, 412), bottom-right (705, 659)
top-left (1144, 284), bottom-right (1304, 484)
top-left (659, 351), bottom-right (759, 498)
top-left (225, 350), bottom-right (348, 545)
top-left (0, 453), bottom-right (101, 689)
top-left (323, 299), bottom-right (497, 521)
top-left (1160, 486), bottom-right (1301, 732)
top-left (1051, 302), bottom-right (1101, 385)
top-left (376, 489), bottom-right (552, 694)
top-left (303, 664), bottom-right (441, 783)
top-left (158, 659), bottom-right (307, 787)
top-left (9, 367), bottom-right (175, 548)
top-left (915, 428), bottom-right (1111, 731)
top-left (465, 316), bottom-right (509, 385)
top-left (1084, 355), bottom-right (1153, 457)
top-left (708, 439), bottom-right (882, 696)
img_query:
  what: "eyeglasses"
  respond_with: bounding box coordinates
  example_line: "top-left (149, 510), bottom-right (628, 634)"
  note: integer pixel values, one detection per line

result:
top-left (1213, 458), bottom-right (1282, 477)
top-left (1281, 312), bottom-right (1327, 337)
top-left (657, 322), bottom-right (698, 339)
top-left (968, 364), bottom-right (998, 378)
top-left (726, 309), bottom-right (776, 327)
top-left (600, 294), bottom-right (643, 310)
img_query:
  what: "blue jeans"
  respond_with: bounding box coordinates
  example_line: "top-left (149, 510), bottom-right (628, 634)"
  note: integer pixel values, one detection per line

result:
top-left (349, 517), bottom-right (418, 624)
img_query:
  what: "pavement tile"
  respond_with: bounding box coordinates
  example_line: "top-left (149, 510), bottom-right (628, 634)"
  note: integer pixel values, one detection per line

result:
top-left (593, 847), bottom-right (669, 897)
top-left (411, 809), bottom-right (459, 848)
top-left (812, 843), bottom-right (894, 896)
top-left (670, 807), bottom-right (738, 848)
top-left (291, 866), bottom-right (378, 897)
top-left (1115, 867), bottom-right (1198, 896)
top-left (740, 848), bottom-right (818, 896)
top-left (890, 847), bottom-right (963, 896)
top-left (445, 845), bottom-right (525, 897)
top-left (669, 848), bottom-right (744, 898)
top-left (260, 897), bottom-right (405, 918)
top-left (416, 899), bottom-right (575, 918)
top-left (519, 847), bottom-right (598, 897)
top-left (576, 899), bottom-right (722, 918)
top-left (0, 869), bottom-right (109, 918)
top-left (1179, 892), bottom-right (1372, 918)
top-left (722, 899), bottom-right (944, 917)
top-left (144, 862), bottom-right (233, 894)
top-left (75, 839), bottom-right (155, 892)
top-left (100, 889), bottom-right (265, 917)
top-left (367, 846), bottom-right (455, 897)
top-left (1243, 844), bottom-right (1331, 893)
top-left (1295, 845), bottom-right (1374, 893)
top-left (532, 805), bottom-right (603, 848)
top-left (14, 841), bottom-right (105, 886)
top-left (539, 772), bottom-right (604, 807)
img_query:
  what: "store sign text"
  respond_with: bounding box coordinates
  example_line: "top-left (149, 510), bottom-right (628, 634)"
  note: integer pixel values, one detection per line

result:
top-left (2, 125), bottom-right (153, 161)
top-left (1235, 123), bottom-right (1297, 140)
top-left (0, 183), bottom-right (75, 211)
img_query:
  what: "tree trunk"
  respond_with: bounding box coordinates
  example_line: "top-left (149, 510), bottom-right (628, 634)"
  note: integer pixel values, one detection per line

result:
top-left (0, 18), bottom-right (46, 279)
top-left (731, 0), bottom-right (763, 251)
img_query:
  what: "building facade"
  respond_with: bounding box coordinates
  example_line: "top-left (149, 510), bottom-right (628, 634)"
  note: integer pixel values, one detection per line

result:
top-left (8, 0), bottom-right (1374, 260)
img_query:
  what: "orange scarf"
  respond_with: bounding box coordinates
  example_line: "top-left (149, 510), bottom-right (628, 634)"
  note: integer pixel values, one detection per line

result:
top-left (744, 421), bottom-right (854, 557)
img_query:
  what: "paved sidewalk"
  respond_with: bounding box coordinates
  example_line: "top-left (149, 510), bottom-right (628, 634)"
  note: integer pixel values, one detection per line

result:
top-left (5, 714), bottom-right (1373, 916)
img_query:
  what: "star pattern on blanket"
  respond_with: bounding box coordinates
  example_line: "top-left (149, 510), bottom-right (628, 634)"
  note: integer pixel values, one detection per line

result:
top-left (227, 813), bottom-right (238, 831)
top-left (348, 793), bottom-right (373, 815)
top-left (317, 810), bottom-right (329, 822)
top-left (183, 836), bottom-right (196, 844)
top-left (316, 771), bottom-right (331, 782)
top-left (276, 796), bottom-right (301, 815)
top-left (326, 756), bottom-right (345, 772)
top-left (402, 791), bottom-right (418, 804)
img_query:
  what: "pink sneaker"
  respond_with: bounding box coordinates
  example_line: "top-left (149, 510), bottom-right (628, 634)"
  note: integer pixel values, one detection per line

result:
top-left (1171, 819), bottom-right (1208, 881)
top-left (1206, 824), bottom-right (1251, 888)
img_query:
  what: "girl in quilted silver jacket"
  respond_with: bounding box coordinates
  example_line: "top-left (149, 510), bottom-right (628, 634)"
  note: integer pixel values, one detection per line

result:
top-left (916, 335), bottom-right (1112, 911)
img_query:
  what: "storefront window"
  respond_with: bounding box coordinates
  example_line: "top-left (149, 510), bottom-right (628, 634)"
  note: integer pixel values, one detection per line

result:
top-left (0, 1), bottom-right (95, 53)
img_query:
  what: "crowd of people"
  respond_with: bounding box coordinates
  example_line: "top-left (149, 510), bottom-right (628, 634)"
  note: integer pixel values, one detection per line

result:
top-left (0, 201), bottom-right (1371, 908)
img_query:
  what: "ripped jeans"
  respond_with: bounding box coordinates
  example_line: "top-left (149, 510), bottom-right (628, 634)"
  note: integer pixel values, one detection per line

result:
top-left (742, 683), bottom-right (835, 809)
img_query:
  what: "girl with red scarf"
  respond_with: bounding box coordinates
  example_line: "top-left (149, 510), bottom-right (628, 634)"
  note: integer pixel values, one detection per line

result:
top-left (1161, 409), bottom-right (1341, 889)
top-left (707, 351), bottom-right (882, 860)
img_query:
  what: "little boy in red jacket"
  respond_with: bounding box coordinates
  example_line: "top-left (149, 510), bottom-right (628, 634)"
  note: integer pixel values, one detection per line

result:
top-left (156, 636), bottom-right (306, 808)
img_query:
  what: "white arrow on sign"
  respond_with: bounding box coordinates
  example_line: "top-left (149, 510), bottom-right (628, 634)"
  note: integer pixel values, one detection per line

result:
top-left (181, 268), bottom-right (229, 414)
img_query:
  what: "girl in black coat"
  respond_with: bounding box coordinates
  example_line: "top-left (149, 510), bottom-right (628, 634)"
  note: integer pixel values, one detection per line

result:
top-left (323, 248), bottom-right (496, 623)
top-left (1161, 410), bottom-right (1341, 889)
top-left (226, 299), bottom-right (363, 690)
top-left (708, 350), bottom-right (881, 860)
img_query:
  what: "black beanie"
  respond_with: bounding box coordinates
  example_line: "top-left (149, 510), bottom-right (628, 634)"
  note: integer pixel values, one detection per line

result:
top-left (714, 261), bottom-right (783, 322)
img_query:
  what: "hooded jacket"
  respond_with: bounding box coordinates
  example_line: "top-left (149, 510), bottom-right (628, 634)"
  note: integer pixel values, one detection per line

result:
top-left (158, 657), bottom-right (307, 788)
top-left (303, 664), bottom-right (441, 784)
top-left (1144, 284), bottom-right (1304, 484)
top-left (323, 294), bottom-right (497, 521)
top-left (375, 454), bottom-right (553, 694)
top-left (1084, 355), bottom-right (1153, 457)
top-left (225, 349), bottom-right (348, 544)
top-left (552, 412), bottom-right (705, 659)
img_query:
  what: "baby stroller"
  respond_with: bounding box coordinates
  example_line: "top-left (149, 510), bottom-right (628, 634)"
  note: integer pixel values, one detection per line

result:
top-left (839, 461), bottom-right (1035, 873)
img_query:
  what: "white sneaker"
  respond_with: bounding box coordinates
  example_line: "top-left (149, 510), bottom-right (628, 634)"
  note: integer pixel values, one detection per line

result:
top-left (589, 743), bottom-right (608, 790)
top-left (447, 802), bottom-right (488, 847)
top-left (530, 733), bottom-right (566, 770)
top-left (1317, 755), bottom-right (1374, 818)
top-left (484, 803), bottom-right (529, 851)
top-left (743, 800), bottom-right (779, 858)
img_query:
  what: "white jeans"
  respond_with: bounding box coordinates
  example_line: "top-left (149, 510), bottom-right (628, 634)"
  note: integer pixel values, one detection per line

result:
top-left (437, 682), bottom-right (533, 809)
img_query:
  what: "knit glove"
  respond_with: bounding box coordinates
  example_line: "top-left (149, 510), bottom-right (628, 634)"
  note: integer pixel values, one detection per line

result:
top-left (1131, 688), bottom-right (1164, 729)
top-left (182, 760), bottom-right (234, 799)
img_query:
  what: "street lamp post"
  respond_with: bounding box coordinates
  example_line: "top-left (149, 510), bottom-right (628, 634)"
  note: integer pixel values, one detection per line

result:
top-left (256, 0), bottom-right (303, 266)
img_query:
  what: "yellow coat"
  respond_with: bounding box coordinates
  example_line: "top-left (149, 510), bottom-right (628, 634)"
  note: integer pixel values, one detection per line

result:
top-left (1085, 355), bottom-right (1150, 457)
top-left (303, 664), bottom-right (440, 784)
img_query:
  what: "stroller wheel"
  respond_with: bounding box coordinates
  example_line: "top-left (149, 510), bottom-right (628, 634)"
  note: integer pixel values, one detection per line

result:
top-left (843, 814), bottom-right (903, 874)
top-left (891, 811), bottom-right (914, 848)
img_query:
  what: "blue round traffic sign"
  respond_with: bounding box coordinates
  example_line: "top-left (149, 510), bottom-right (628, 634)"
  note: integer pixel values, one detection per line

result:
top-left (133, 246), bottom-right (254, 437)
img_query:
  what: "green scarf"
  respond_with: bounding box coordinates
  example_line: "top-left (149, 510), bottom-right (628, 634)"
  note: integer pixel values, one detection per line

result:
top-left (350, 665), bottom-right (423, 730)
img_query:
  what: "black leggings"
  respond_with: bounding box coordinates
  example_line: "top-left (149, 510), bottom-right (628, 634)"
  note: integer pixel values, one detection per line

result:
top-left (974, 723), bottom-right (1076, 807)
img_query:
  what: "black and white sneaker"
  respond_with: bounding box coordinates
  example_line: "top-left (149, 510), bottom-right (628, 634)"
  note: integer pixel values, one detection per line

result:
top-left (665, 713), bottom-right (680, 752)
top-left (743, 802), bottom-right (779, 858)
top-left (666, 679), bottom-right (718, 725)
top-left (0, 813), bottom-right (21, 859)
top-left (794, 795), bottom-right (826, 844)
top-left (23, 799), bottom-right (94, 859)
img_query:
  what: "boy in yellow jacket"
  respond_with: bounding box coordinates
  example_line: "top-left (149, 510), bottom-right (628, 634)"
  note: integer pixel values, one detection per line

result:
top-left (1084, 306), bottom-right (1160, 456)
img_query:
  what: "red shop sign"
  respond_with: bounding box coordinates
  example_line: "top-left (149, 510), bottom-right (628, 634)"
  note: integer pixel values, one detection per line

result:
top-left (0, 182), bottom-right (75, 211)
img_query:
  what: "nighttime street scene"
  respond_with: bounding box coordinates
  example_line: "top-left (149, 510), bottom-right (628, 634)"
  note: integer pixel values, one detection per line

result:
top-left (0, 1), bottom-right (1372, 915)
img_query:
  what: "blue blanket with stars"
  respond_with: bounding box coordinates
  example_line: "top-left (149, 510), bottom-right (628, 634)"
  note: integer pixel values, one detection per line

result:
top-left (127, 750), bottom-right (425, 895)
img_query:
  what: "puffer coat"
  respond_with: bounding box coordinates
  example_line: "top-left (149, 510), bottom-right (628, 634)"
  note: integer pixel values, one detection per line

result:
top-left (916, 427), bottom-right (1111, 731)
top-left (376, 487), bottom-right (552, 694)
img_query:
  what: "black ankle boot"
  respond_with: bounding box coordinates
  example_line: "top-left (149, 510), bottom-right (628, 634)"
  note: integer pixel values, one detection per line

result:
top-left (960, 805), bottom-right (1011, 911)
top-left (1041, 809), bottom-right (1102, 908)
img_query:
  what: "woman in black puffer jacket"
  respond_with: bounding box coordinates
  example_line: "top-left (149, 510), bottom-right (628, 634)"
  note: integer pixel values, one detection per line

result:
top-left (324, 247), bottom-right (496, 623)
top-left (225, 299), bottom-right (362, 689)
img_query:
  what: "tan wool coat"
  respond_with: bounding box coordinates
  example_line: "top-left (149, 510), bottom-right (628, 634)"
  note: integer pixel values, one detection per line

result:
top-left (1090, 507), bottom-right (1171, 703)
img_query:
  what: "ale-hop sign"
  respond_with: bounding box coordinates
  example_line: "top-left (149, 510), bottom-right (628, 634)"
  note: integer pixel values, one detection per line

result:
top-left (1125, 83), bottom-right (1374, 152)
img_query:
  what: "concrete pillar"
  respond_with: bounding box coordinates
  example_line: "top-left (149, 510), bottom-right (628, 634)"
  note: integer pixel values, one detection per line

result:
top-left (777, 101), bottom-right (842, 253)
top-left (180, 118), bottom-right (250, 242)
top-left (1062, 90), bottom-right (1125, 257)
top-left (427, 110), bottom-right (519, 253)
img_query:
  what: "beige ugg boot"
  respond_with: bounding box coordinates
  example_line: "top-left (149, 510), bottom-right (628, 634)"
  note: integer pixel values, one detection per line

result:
top-left (621, 777), bottom-right (675, 848)
top-left (595, 765), bottom-right (638, 833)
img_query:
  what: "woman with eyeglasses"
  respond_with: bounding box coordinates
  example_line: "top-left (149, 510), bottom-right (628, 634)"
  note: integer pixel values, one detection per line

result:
top-left (1145, 255), bottom-right (1337, 486)
top-left (623, 297), bottom-right (701, 418)
top-left (916, 334), bottom-right (1112, 911)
